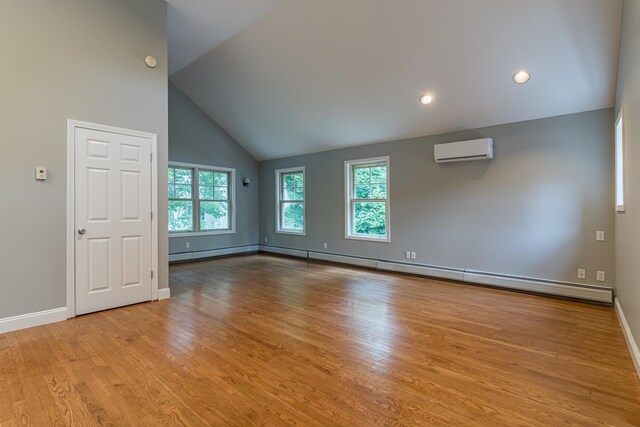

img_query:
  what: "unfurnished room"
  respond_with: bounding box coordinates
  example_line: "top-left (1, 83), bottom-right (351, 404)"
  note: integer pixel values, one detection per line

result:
top-left (1, 0), bottom-right (640, 425)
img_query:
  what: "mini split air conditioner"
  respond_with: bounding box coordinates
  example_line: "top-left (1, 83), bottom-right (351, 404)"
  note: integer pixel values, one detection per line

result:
top-left (434, 138), bottom-right (493, 163)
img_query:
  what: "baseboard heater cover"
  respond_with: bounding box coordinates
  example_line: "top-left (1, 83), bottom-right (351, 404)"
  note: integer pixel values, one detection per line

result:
top-left (464, 271), bottom-right (612, 303)
top-left (169, 245), bottom-right (258, 263)
top-left (259, 245), bottom-right (309, 259)
top-left (258, 247), bottom-right (612, 304)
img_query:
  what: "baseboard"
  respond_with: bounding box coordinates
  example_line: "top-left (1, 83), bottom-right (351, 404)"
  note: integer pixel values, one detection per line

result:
top-left (464, 271), bottom-right (612, 304)
top-left (615, 298), bottom-right (640, 380)
top-left (259, 245), bottom-right (309, 259)
top-left (309, 251), bottom-right (377, 268)
top-left (158, 288), bottom-right (171, 301)
top-left (378, 261), bottom-right (465, 281)
top-left (169, 245), bottom-right (258, 263)
top-left (258, 247), bottom-right (613, 304)
top-left (0, 307), bottom-right (68, 335)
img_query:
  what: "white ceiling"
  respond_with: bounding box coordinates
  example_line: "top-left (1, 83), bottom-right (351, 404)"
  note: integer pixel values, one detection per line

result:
top-left (170, 0), bottom-right (623, 161)
top-left (166, 0), bottom-right (282, 74)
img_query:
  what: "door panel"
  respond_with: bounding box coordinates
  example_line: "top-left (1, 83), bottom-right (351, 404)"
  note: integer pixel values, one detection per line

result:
top-left (75, 127), bottom-right (152, 315)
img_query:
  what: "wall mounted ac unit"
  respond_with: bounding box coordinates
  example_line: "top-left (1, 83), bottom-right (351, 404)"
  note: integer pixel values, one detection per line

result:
top-left (434, 138), bottom-right (493, 163)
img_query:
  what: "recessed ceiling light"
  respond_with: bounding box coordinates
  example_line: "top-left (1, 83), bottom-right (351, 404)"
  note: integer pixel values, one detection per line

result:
top-left (513, 70), bottom-right (530, 84)
top-left (420, 94), bottom-right (433, 105)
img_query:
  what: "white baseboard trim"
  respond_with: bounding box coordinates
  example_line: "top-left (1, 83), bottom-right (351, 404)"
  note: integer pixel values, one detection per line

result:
top-left (378, 261), bottom-right (465, 282)
top-left (158, 288), bottom-right (171, 301)
top-left (615, 298), bottom-right (640, 380)
top-left (310, 251), bottom-right (377, 268)
top-left (464, 272), bottom-right (612, 304)
top-left (0, 307), bottom-right (68, 335)
top-left (259, 245), bottom-right (309, 259)
top-left (259, 247), bottom-right (613, 304)
top-left (169, 245), bottom-right (258, 263)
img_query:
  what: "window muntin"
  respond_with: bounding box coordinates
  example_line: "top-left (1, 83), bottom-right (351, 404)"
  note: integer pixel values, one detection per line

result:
top-left (168, 167), bottom-right (194, 232)
top-left (276, 168), bottom-right (305, 234)
top-left (616, 112), bottom-right (625, 212)
top-left (168, 163), bottom-right (235, 235)
top-left (345, 157), bottom-right (390, 241)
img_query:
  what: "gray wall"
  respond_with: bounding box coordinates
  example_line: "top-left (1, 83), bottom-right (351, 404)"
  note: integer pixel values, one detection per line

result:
top-left (259, 109), bottom-right (614, 286)
top-left (615, 0), bottom-right (640, 345)
top-left (168, 82), bottom-right (259, 254)
top-left (0, 0), bottom-right (169, 319)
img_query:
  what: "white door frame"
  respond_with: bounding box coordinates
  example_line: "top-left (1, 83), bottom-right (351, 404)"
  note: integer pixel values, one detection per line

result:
top-left (66, 119), bottom-right (159, 317)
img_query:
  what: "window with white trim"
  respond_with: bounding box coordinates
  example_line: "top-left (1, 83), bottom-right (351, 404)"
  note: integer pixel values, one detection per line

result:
top-left (345, 157), bottom-right (390, 241)
top-left (616, 112), bottom-right (625, 212)
top-left (276, 167), bottom-right (305, 234)
top-left (168, 163), bottom-right (235, 235)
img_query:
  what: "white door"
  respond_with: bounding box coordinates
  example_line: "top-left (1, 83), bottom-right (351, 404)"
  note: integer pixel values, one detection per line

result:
top-left (74, 127), bottom-right (152, 315)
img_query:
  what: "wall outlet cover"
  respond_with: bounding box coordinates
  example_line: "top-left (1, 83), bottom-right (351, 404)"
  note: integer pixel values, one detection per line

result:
top-left (597, 271), bottom-right (606, 282)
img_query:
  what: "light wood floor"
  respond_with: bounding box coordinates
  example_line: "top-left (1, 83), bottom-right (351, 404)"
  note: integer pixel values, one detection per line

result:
top-left (1, 254), bottom-right (640, 426)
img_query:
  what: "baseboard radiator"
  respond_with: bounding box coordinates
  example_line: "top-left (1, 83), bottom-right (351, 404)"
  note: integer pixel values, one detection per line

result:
top-left (169, 245), bottom-right (259, 263)
top-left (259, 245), bottom-right (613, 304)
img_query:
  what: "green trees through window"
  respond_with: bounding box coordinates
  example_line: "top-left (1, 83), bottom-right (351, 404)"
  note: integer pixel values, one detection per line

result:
top-left (277, 168), bottom-right (304, 233)
top-left (346, 158), bottom-right (389, 240)
top-left (168, 165), bottom-right (233, 233)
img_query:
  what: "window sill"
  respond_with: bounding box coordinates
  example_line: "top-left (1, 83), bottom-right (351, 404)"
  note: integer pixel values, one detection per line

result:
top-left (276, 230), bottom-right (306, 236)
top-left (616, 205), bottom-right (626, 213)
top-left (170, 230), bottom-right (236, 238)
top-left (345, 234), bottom-right (390, 243)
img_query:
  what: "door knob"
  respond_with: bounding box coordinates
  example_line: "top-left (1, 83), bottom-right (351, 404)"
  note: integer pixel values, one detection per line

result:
top-left (77, 228), bottom-right (86, 235)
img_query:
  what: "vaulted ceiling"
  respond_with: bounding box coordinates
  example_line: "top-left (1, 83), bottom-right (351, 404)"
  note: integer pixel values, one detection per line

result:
top-left (169, 0), bottom-right (623, 161)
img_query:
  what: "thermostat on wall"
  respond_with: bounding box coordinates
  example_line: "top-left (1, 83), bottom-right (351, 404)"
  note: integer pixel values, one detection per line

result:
top-left (35, 167), bottom-right (47, 181)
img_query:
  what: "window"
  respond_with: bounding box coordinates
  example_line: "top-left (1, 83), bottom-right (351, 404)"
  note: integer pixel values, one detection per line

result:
top-left (276, 167), bottom-right (305, 234)
top-left (168, 163), bottom-right (235, 236)
top-left (345, 157), bottom-right (390, 242)
top-left (168, 167), bottom-right (194, 232)
top-left (616, 112), bottom-right (625, 212)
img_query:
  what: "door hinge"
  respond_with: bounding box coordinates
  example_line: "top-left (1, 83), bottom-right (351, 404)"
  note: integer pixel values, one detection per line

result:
top-left (151, 271), bottom-right (154, 279)
top-left (150, 153), bottom-right (153, 162)
top-left (151, 211), bottom-right (153, 220)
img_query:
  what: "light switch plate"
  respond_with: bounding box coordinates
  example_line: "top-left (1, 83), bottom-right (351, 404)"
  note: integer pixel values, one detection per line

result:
top-left (596, 231), bottom-right (605, 242)
top-left (405, 251), bottom-right (411, 259)
top-left (411, 252), bottom-right (417, 259)
top-left (597, 271), bottom-right (606, 282)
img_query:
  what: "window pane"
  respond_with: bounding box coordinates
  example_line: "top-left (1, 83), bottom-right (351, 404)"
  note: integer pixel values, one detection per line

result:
top-left (174, 184), bottom-right (192, 199)
top-left (168, 201), bottom-right (193, 232)
top-left (199, 171), bottom-right (213, 186)
top-left (214, 172), bottom-right (228, 187)
top-left (370, 166), bottom-right (387, 183)
top-left (294, 188), bottom-right (304, 201)
top-left (371, 183), bottom-right (386, 198)
top-left (282, 187), bottom-right (295, 201)
top-left (200, 201), bottom-right (229, 230)
top-left (283, 174), bottom-right (296, 187)
top-left (168, 184), bottom-right (175, 199)
top-left (616, 117), bottom-right (624, 208)
top-left (292, 173), bottom-right (303, 187)
top-left (354, 202), bottom-right (386, 236)
top-left (168, 168), bottom-right (175, 184)
top-left (355, 185), bottom-right (370, 198)
top-left (175, 168), bottom-right (192, 184)
top-left (214, 187), bottom-right (228, 200)
top-left (199, 186), bottom-right (213, 200)
top-left (282, 202), bottom-right (304, 231)
top-left (354, 167), bottom-right (370, 184)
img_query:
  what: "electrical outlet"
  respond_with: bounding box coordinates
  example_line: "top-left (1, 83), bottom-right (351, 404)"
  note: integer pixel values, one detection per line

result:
top-left (597, 271), bottom-right (606, 282)
top-left (186, 242), bottom-right (190, 249)
top-left (405, 251), bottom-right (411, 259)
top-left (577, 269), bottom-right (586, 280)
top-left (411, 252), bottom-right (417, 260)
top-left (264, 236), bottom-right (268, 243)
top-left (596, 231), bottom-right (605, 242)
top-left (323, 242), bottom-right (327, 249)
